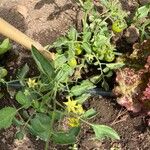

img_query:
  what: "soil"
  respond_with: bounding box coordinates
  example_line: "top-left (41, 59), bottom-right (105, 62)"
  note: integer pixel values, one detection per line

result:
top-left (0, 0), bottom-right (150, 150)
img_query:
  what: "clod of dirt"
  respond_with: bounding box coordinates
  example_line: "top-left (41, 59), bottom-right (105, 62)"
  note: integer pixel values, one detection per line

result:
top-left (138, 0), bottom-right (150, 5)
top-left (124, 25), bottom-right (139, 44)
top-left (16, 5), bottom-right (29, 19)
top-left (81, 138), bottom-right (103, 150)
top-left (14, 136), bottom-right (35, 150)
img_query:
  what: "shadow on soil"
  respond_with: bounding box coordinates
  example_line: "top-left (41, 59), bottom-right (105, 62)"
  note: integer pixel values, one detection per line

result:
top-left (34, 0), bottom-right (75, 20)
top-left (34, 0), bottom-right (81, 29)
top-left (0, 7), bottom-right (27, 33)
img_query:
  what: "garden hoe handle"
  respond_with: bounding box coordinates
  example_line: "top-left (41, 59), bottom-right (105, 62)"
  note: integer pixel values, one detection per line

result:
top-left (0, 18), bottom-right (54, 60)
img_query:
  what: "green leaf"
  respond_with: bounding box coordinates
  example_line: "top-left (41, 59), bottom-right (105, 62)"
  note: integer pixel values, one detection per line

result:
top-left (16, 91), bottom-right (31, 108)
top-left (15, 131), bottom-right (25, 140)
top-left (103, 67), bottom-right (110, 73)
top-left (0, 67), bottom-right (8, 78)
top-left (13, 118), bottom-right (24, 126)
top-left (52, 127), bottom-right (80, 144)
top-left (105, 71), bottom-right (113, 78)
top-left (92, 124), bottom-right (120, 140)
top-left (89, 75), bottom-right (102, 84)
top-left (82, 108), bottom-right (96, 118)
top-left (54, 54), bottom-right (67, 68)
top-left (68, 42), bottom-right (75, 52)
top-left (0, 38), bottom-right (11, 55)
top-left (135, 4), bottom-right (150, 19)
top-left (83, 0), bottom-right (94, 10)
top-left (83, 32), bottom-right (91, 42)
top-left (55, 64), bottom-right (73, 83)
top-left (76, 93), bottom-right (91, 104)
top-left (31, 46), bottom-right (54, 78)
top-left (82, 42), bottom-right (91, 53)
top-left (71, 80), bottom-right (96, 96)
top-left (49, 110), bottom-right (64, 121)
top-left (53, 37), bottom-right (68, 47)
top-left (67, 27), bottom-right (78, 41)
top-left (0, 107), bottom-right (17, 129)
top-left (101, 80), bottom-right (109, 91)
top-left (29, 113), bottom-right (51, 141)
top-left (17, 63), bottom-right (29, 80)
top-left (106, 62), bottom-right (124, 70)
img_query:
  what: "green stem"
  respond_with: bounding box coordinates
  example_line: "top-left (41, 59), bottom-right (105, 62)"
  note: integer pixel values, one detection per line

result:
top-left (22, 114), bottom-right (34, 130)
top-left (44, 88), bottom-right (57, 150)
top-left (79, 117), bottom-right (93, 126)
top-left (78, 0), bottom-right (84, 7)
top-left (83, 11), bottom-right (88, 33)
top-left (93, 53), bottom-right (103, 76)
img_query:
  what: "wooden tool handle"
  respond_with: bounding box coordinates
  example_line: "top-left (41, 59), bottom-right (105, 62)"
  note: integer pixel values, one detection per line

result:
top-left (0, 18), bottom-right (54, 60)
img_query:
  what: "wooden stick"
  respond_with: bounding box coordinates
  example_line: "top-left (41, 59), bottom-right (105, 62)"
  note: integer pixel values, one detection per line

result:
top-left (0, 18), bottom-right (54, 60)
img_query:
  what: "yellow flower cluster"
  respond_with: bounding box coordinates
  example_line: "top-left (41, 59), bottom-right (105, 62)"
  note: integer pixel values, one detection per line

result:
top-left (27, 78), bottom-right (37, 88)
top-left (64, 98), bottom-right (85, 127)
top-left (64, 98), bottom-right (84, 115)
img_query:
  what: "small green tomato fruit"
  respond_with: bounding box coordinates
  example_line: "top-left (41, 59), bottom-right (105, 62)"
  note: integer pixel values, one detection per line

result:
top-left (0, 68), bottom-right (8, 78)
top-left (104, 52), bottom-right (115, 62)
top-left (112, 20), bottom-right (126, 33)
top-left (75, 44), bottom-right (82, 55)
top-left (68, 58), bottom-right (77, 68)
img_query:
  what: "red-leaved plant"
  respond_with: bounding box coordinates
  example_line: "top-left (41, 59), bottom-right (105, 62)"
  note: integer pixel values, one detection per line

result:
top-left (113, 40), bottom-right (150, 121)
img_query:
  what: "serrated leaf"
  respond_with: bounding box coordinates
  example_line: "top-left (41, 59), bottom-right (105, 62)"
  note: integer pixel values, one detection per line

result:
top-left (105, 71), bottom-right (113, 77)
top-left (76, 93), bottom-right (91, 104)
top-left (101, 80), bottom-right (109, 91)
top-left (53, 37), bottom-right (68, 47)
top-left (92, 124), bottom-right (120, 140)
top-left (82, 108), bottom-right (96, 118)
top-left (29, 113), bottom-right (51, 141)
top-left (0, 38), bottom-right (11, 55)
top-left (83, 0), bottom-right (94, 10)
top-left (16, 91), bottom-right (31, 108)
top-left (54, 54), bottom-right (67, 68)
top-left (52, 127), bottom-right (80, 144)
top-left (89, 75), bottom-right (102, 84)
top-left (31, 46), bottom-right (54, 78)
top-left (71, 80), bottom-right (96, 96)
top-left (55, 64), bottom-right (74, 83)
top-left (135, 4), bottom-right (150, 19)
top-left (106, 62), bottom-right (124, 70)
top-left (81, 42), bottom-right (91, 53)
top-left (83, 32), bottom-right (91, 42)
top-left (13, 118), bottom-right (24, 126)
top-left (17, 63), bottom-right (29, 80)
top-left (67, 27), bottom-right (78, 41)
top-left (103, 67), bottom-right (110, 73)
top-left (0, 107), bottom-right (17, 129)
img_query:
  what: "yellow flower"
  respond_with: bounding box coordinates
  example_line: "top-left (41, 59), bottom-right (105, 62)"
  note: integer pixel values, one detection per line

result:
top-left (27, 78), bottom-right (37, 88)
top-left (64, 98), bottom-right (85, 115)
top-left (68, 117), bottom-right (80, 127)
top-left (64, 98), bottom-right (77, 113)
top-left (75, 104), bottom-right (85, 115)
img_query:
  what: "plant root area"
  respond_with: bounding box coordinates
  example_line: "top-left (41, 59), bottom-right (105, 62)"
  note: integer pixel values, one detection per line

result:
top-left (0, 0), bottom-right (150, 150)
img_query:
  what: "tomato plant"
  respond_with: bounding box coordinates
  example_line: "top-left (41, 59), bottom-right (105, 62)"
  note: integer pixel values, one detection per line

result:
top-left (2, 0), bottom-right (147, 149)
